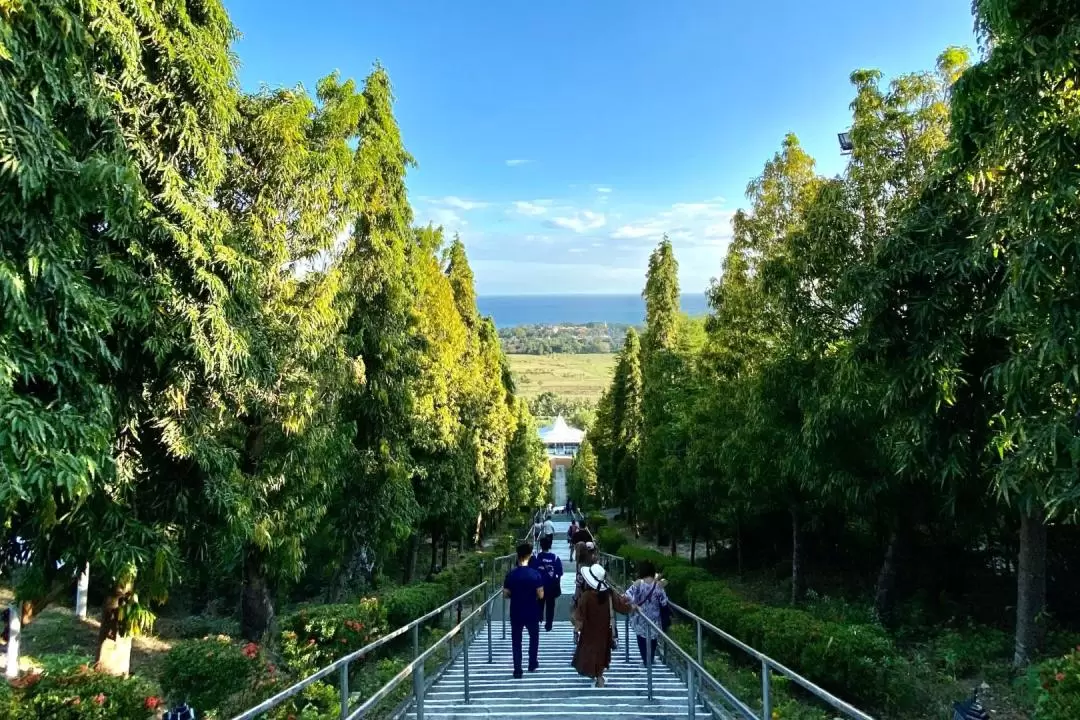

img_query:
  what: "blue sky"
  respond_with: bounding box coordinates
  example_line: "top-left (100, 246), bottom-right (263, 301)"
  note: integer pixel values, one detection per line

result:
top-left (224, 1), bottom-right (977, 295)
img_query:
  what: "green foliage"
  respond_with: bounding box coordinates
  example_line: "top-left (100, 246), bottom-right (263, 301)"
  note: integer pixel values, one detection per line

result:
top-left (8, 665), bottom-right (160, 720)
top-left (1034, 648), bottom-right (1080, 720)
top-left (686, 582), bottom-right (903, 707)
top-left (930, 627), bottom-right (1012, 679)
top-left (586, 513), bottom-right (608, 529)
top-left (657, 566), bottom-right (712, 605)
top-left (594, 528), bottom-right (628, 555)
top-left (160, 637), bottom-right (259, 714)
top-left (499, 324), bottom-right (637, 355)
top-left (383, 583), bottom-right (445, 628)
top-left (279, 599), bottom-right (387, 672)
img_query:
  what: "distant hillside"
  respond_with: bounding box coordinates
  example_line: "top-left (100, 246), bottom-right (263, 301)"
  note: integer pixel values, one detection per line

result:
top-left (498, 322), bottom-right (639, 355)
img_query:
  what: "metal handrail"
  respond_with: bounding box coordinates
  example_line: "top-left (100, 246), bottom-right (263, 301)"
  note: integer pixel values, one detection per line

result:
top-left (666, 600), bottom-right (875, 720)
top-left (600, 554), bottom-right (875, 720)
top-left (229, 581), bottom-right (489, 720)
top-left (349, 589), bottom-right (501, 719)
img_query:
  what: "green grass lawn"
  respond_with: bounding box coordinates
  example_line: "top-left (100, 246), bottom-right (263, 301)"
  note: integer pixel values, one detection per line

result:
top-left (508, 353), bottom-right (616, 404)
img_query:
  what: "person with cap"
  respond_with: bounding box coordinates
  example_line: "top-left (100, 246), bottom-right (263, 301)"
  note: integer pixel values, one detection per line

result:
top-left (569, 540), bottom-right (598, 656)
top-left (572, 563), bottom-right (633, 688)
top-left (503, 542), bottom-right (545, 678)
top-left (529, 534), bottom-right (564, 631)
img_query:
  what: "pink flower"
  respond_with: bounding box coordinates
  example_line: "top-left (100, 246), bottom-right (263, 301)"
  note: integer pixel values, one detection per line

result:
top-left (94, 693), bottom-right (106, 706)
top-left (1056, 672), bottom-right (1066, 682)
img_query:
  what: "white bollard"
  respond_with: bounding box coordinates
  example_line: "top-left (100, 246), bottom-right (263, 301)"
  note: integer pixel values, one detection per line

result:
top-left (5, 604), bottom-right (20, 679)
top-left (76, 564), bottom-right (89, 619)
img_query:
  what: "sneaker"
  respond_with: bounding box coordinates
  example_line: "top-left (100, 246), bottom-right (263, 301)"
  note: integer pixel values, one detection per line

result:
top-left (513, 670), bottom-right (523, 679)
top-left (528, 665), bottom-right (539, 672)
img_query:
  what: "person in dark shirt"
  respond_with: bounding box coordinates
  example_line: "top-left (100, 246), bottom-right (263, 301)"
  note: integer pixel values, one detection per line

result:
top-left (571, 523), bottom-right (594, 546)
top-left (503, 542), bottom-right (544, 678)
top-left (529, 535), bottom-right (564, 631)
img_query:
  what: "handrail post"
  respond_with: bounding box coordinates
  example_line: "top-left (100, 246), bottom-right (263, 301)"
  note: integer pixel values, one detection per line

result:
top-left (486, 599), bottom-right (493, 663)
top-left (412, 623), bottom-right (420, 659)
top-left (761, 659), bottom-right (772, 720)
top-left (695, 618), bottom-right (703, 666)
top-left (413, 655), bottom-right (425, 720)
top-left (624, 613), bottom-right (630, 663)
top-left (646, 634), bottom-right (654, 700)
top-left (339, 662), bottom-right (349, 719)
top-left (688, 665), bottom-right (696, 719)
top-left (501, 596), bottom-right (507, 639)
top-left (463, 622), bottom-right (471, 704)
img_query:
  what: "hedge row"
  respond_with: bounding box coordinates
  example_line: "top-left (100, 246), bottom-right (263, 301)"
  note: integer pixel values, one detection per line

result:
top-left (607, 531), bottom-right (906, 709)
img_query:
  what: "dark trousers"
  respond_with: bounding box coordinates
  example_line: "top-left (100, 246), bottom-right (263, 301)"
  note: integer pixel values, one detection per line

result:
top-left (542, 590), bottom-right (557, 630)
top-left (636, 635), bottom-right (658, 665)
top-left (511, 618), bottom-right (539, 674)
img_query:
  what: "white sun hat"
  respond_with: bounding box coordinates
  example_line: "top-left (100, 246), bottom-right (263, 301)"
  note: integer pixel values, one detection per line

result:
top-left (581, 563), bottom-right (608, 590)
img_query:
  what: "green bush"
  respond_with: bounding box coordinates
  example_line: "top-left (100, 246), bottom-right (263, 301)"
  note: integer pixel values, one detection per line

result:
top-left (431, 553), bottom-right (489, 597)
top-left (9, 664), bottom-right (160, 719)
top-left (155, 614), bottom-right (241, 640)
top-left (160, 637), bottom-right (259, 714)
top-left (595, 527), bottom-right (628, 555)
top-left (586, 512), bottom-right (608, 529)
top-left (685, 581), bottom-right (901, 708)
top-left (657, 565), bottom-right (711, 605)
top-left (383, 583), bottom-right (446, 628)
top-left (280, 598), bottom-right (387, 673)
top-left (931, 626), bottom-right (1012, 679)
top-left (621, 544), bottom-right (684, 573)
top-left (1034, 647), bottom-right (1080, 720)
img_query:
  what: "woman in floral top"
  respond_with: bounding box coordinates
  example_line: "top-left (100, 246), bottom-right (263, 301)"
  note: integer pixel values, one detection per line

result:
top-left (623, 561), bottom-right (669, 666)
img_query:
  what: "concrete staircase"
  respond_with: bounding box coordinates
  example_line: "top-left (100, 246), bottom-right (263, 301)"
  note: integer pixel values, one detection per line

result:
top-left (407, 519), bottom-right (708, 719)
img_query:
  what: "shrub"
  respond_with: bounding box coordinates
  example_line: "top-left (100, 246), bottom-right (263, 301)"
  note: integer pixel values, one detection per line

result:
top-left (657, 565), bottom-right (711, 605)
top-left (586, 512), bottom-right (608, 529)
top-left (685, 581), bottom-right (901, 708)
top-left (383, 583), bottom-right (446, 628)
top-left (280, 598), bottom-right (387, 673)
top-left (11, 663), bottom-right (160, 720)
top-left (431, 553), bottom-right (489, 598)
top-left (595, 527), bottom-right (628, 555)
top-left (155, 614), bottom-right (241, 640)
top-left (160, 637), bottom-right (259, 714)
top-left (621, 545), bottom-right (684, 573)
top-left (931, 626), bottom-right (1011, 679)
top-left (1034, 647), bottom-right (1080, 720)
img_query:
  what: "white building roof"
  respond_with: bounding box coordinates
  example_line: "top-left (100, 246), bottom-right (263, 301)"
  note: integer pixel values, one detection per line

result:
top-left (538, 415), bottom-right (585, 445)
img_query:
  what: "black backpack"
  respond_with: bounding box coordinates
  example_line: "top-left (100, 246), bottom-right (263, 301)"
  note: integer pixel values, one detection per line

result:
top-left (165, 704), bottom-right (196, 720)
top-left (952, 689), bottom-right (990, 720)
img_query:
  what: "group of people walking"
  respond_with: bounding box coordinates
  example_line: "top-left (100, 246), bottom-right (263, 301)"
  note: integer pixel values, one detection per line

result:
top-left (501, 528), bottom-right (670, 688)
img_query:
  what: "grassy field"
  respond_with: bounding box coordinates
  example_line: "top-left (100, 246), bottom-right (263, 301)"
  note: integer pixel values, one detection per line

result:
top-left (508, 353), bottom-right (616, 404)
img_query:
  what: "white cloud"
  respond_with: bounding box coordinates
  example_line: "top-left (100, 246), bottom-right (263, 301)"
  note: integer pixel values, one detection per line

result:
top-left (512, 200), bottom-right (549, 216)
top-left (568, 248), bottom-right (586, 254)
top-left (549, 210), bottom-right (607, 233)
top-left (506, 159), bottom-right (531, 167)
top-left (609, 198), bottom-right (734, 247)
top-left (434, 196), bottom-right (488, 211)
top-left (595, 187), bottom-right (612, 193)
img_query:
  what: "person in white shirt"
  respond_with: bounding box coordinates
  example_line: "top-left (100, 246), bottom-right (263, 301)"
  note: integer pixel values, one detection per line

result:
top-left (541, 517), bottom-right (555, 542)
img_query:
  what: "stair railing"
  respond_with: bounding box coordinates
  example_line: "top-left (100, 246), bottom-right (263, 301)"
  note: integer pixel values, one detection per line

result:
top-left (598, 550), bottom-right (876, 720)
top-left (350, 588), bottom-right (501, 720)
top-left (229, 581), bottom-right (493, 720)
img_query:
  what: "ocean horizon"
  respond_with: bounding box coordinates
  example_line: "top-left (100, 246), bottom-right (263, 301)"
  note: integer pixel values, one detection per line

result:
top-left (477, 293), bottom-right (710, 329)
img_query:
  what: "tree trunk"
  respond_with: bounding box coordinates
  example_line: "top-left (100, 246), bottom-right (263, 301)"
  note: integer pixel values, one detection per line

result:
top-left (874, 528), bottom-right (904, 626)
top-left (689, 532), bottom-right (697, 566)
top-left (1014, 507), bottom-right (1048, 667)
top-left (473, 511), bottom-right (484, 546)
top-left (96, 575), bottom-right (135, 675)
top-left (737, 526), bottom-right (743, 577)
top-left (429, 533), bottom-right (439, 575)
top-left (241, 550), bottom-right (275, 642)
top-left (669, 531), bottom-right (677, 558)
top-left (403, 535), bottom-right (420, 585)
top-left (441, 535), bottom-right (449, 571)
top-left (790, 505), bottom-right (804, 605)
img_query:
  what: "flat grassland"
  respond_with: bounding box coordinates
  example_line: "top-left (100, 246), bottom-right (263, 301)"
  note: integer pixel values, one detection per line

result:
top-left (508, 353), bottom-right (616, 404)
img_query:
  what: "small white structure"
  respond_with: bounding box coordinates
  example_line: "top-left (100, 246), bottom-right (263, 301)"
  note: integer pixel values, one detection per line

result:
top-left (538, 416), bottom-right (584, 507)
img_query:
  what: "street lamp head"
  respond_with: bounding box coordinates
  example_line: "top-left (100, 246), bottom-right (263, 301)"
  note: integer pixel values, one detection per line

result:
top-left (837, 132), bottom-right (854, 153)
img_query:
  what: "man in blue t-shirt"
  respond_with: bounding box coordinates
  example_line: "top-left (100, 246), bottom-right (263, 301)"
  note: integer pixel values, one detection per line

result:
top-left (503, 542), bottom-right (544, 678)
top-left (529, 535), bottom-right (564, 631)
